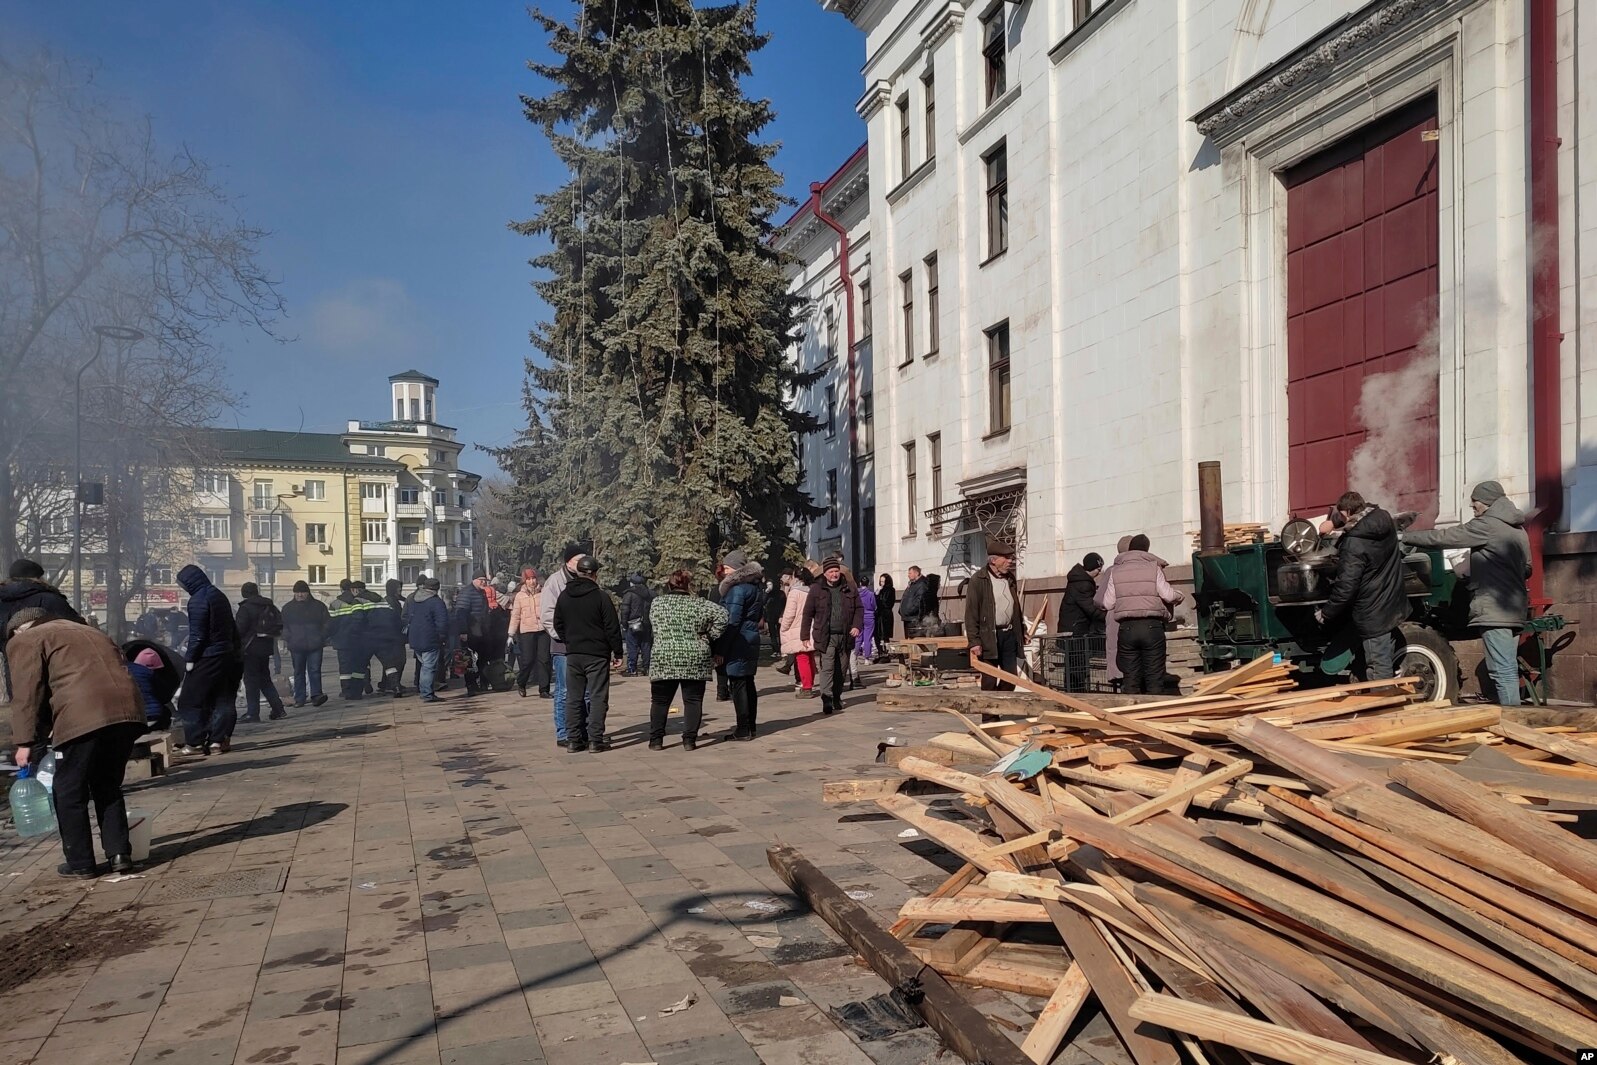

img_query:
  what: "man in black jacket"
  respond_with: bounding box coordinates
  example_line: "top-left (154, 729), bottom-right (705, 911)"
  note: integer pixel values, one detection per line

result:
top-left (281, 581), bottom-right (331, 708)
top-left (1058, 553), bottom-right (1105, 637)
top-left (235, 583), bottom-right (286, 723)
top-left (1316, 492), bottom-right (1409, 681)
top-left (0, 558), bottom-right (84, 691)
top-left (553, 555), bottom-right (622, 752)
top-left (176, 565), bottom-right (242, 756)
top-left (801, 558), bottom-right (862, 715)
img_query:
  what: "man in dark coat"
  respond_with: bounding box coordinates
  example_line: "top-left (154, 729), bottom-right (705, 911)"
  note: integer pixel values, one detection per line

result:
top-left (965, 538), bottom-right (1024, 692)
top-left (619, 574), bottom-right (654, 676)
top-left (234, 582), bottom-right (286, 723)
top-left (896, 566), bottom-right (930, 636)
top-left (280, 581), bottom-right (331, 708)
top-left (374, 579), bottom-right (408, 696)
top-left (1059, 553), bottom-right (1106, 637)
top-left (553, 556), bottom-right (622, 752)
top-left (8, 609), bottom-right (148, 877)
top-left (405, 577), bottom-right (451, 703)
top-left (801, 557), bottom-right (862, 715)
top-left (453, 573), bottom-right (495, 695)
top-left (175, 565), bottom-right (241, 755)
top-left (714, 550), bottom-right (767, 739)
top-left (1316, 492), bottom-right (1409, 681)
top-left (0, 558), bottom-right (85, 694)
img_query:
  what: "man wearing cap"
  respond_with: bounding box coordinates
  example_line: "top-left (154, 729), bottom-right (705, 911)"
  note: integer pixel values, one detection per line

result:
top-left (406, 577), bottom-right (451, 703)
top-left (965, 538), bottom-right (1024, 691)
top-left (801, 556), bottom-right (862, 715)
top-left (7, 607), bottom-right (148, 877)
top-left (1401, 481), bottom-right (1532, 705)
top-left (540, 545), bottom-right (586, 745)
top-left (553, 555), bottom-right (623, 752)
top-left (329, 579), bottom-right (369, 700)
top-left (281, 581), bottom-right (331, 708)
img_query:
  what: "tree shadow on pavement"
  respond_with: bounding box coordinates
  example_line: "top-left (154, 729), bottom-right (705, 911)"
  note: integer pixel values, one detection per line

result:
top-left (142, 800), bottom-right (349, 868)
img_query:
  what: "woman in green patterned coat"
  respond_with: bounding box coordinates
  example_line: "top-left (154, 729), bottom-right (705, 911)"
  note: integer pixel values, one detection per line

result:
top-left (647, 570), bottom-right (730, 751)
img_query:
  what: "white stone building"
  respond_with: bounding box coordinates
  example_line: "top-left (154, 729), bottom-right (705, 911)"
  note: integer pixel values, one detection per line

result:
top-left (777, 146), bottom-right (875, 569)
top-left (822, 0), bottom-right (1597, 698)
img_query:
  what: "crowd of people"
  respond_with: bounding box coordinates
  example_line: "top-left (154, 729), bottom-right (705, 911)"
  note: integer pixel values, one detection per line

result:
top-left (0, 476), bottom-right (1534, 881)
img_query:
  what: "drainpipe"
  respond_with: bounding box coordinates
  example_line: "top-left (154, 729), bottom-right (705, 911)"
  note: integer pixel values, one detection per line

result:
top-left (807, 184), bottom-right (861, 568)
top-left (1527, 0), bottom-right (1563, 608)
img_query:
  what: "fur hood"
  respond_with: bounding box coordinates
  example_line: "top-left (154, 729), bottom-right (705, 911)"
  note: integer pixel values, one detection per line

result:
top-left (717, 560), bottom-right (764, 598)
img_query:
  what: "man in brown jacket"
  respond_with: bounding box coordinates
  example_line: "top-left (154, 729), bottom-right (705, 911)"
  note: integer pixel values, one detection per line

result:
top-left (7, 608), bottom-right (148, 878)
top-left (965, 538), bottom-right (1022, 691)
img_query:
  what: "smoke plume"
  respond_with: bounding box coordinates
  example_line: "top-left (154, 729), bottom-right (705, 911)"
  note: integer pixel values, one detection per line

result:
top-left (1346, 325), bottom-right (1440, 527)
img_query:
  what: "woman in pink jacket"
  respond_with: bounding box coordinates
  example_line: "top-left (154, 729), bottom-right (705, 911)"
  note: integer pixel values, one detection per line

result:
top-left (778, 568), bottom-right (817, 697)
top-left (508, 568), bottom-right (547, 697)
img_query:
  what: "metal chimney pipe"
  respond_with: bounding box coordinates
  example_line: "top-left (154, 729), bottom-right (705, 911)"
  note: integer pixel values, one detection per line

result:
top-left (1198, 461), bottom-right (1225, 556)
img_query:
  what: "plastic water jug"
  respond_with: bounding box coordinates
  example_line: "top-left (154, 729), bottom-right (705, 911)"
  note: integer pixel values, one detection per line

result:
top-left (10, 767), bottom-right (57, 838)
top-left (36, 751), bottom-right (56, 793)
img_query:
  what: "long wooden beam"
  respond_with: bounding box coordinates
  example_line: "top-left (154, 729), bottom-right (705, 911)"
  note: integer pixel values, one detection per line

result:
top-left (767, 845), bottom-right (1033, 1065)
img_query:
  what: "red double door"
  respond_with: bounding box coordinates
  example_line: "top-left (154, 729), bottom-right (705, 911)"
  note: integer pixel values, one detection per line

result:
top-left (1285, 98), bottom-right (1441, 525)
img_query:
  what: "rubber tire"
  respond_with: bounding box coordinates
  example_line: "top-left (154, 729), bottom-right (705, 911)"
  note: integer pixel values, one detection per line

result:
top-left (1395, 623), bottom-right (1461, 704)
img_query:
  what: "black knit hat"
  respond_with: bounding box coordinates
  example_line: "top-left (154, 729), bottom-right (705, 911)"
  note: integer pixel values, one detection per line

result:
top-left (562, 543), bottom-right (584, 563)
top-left (7, 558), bottom-right (44, 580)
top-left (1083, 553), bottom-right (1104, 571)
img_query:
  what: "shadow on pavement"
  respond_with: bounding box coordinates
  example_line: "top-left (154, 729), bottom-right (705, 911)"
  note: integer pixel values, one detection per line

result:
top-left (142, 800), bottom-right (350, 867)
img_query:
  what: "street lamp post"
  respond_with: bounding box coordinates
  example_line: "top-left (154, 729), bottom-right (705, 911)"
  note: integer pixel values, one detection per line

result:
top-left (74, 325), bottom-right (145, 615)
top-left (268, 489), bottom-right (305, 603)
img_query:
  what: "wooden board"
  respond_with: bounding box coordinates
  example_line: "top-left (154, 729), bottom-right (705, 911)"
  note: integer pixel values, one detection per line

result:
top-left (767, 845), bottom-right (1034, 1065)
top-left (874, 795), bottom-right (1019, 874)
top-left (1128, 994), bottom-right (1415, 1065)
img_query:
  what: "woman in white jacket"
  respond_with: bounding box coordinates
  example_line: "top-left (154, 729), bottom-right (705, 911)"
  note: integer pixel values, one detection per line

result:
top-left (778, 569), bottom-right (817, 697)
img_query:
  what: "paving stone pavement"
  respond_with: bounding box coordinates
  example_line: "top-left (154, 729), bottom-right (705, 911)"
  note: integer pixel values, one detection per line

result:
top-left (0, 673), bottom-right (1035, 1065)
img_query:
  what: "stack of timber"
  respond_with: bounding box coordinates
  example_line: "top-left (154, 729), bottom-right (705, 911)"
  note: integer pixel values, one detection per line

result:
top-left (1189, 523), bottom-right (1270, 550)
top-left (781, 659), bottom-right (1597, 1065)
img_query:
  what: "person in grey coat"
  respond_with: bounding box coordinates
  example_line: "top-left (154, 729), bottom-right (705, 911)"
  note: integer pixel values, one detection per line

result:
top-left (1402, 481), bottom-right (1532, 705)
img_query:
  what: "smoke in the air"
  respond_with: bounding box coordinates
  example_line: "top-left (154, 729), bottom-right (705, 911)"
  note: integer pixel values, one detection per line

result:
top-left (1346, 322), bottom-right (1440, 528)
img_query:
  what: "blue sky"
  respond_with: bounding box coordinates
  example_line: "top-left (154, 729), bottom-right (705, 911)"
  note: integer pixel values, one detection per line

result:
top-left (9, 0), bottom-right (865, 470)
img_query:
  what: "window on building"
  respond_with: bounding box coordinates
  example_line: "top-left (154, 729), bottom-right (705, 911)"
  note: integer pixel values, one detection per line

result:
top-left (307, 564), bottom-right (327, 585)
top-left (361, 483), bottom-right (387, 511)
top-left (368, 445), bottom-right (387, 457)
top-left (251, 480), bottom-right (274, 510)
top-left (461, 525), bottom-right (473, 547)
top-left (302, 479), bottom-right (326, 501)
top-left (827, 469), bottom-right (839, 528)
top-left (148, 564), bottom-right (174, 585)
top-left (824, 306), bottom-right (837, 362)
top-left (433, 489), bottom-right (447, 505)
top-left (929, 433), bottom-right (944, 509)
top-left (398, 486), bottom-right (420, 505)
top-left (859, 392), bottom-right (875, 456)
top-left (824, 383), bottom-right (837, 438)
top-left (249, 514), bottom-right (282, 542)
top-left (434, 450), bottom-right (446, 465)
top-left (41, 514), bottom-right (68, 537)
top-left (1072, 0), bottom-right (1097, 26)
top-left (897, 94), bottom-right (911, 179)
top-left (987, 321), bottom-right (1012, 434)
top-left (899, 270), bottom-right (914, 364)
top-left (197, 515), bottom-right (230, 542)
top-left (305, 523), bottom-right (328, 545)
top-left (859, 280), bottom-right (872, 339)
top-left (363, 520), bottom-right (388, 544)
top-left (363, 563), bottom-right (386, 585)
top-left (409, 397), bottom-right (421, 421)
top-left (925, 254), bottom-right (940, 355)
top-left (903, 442), bottom-right (918, 536)
top-left (93, 565), bottom-right (106, 587)
top-left (923, 68), bottom-right (936, 160)
top-left (982, 6), bottom-right (1007, 105)
top-left (400, 564), bottom-right (422, 585)
top-left (399, 525), bottom-right (423, 545)
top-left (196, 471), bottom-right (227, 495)
top-left (984, 142), bottom-right (1008, 259)
top-left (426, 396), bottom-right (434, 421)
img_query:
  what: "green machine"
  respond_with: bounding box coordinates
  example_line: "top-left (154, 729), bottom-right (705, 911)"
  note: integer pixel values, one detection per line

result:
top-left (1192, 519), bottom-right (1466, 702)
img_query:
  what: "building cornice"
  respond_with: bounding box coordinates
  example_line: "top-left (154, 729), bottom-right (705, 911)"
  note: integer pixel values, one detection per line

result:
top-left (920, 2), bottom-right (966, 50)
top-left (856, 79), bottom-right (892, 121)
top-left (1191, 0), bottom-right (1474, 146)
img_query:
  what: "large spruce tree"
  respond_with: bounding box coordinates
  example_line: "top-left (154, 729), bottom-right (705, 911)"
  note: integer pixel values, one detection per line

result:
top-left (496, 0), bottom-right (813, 580)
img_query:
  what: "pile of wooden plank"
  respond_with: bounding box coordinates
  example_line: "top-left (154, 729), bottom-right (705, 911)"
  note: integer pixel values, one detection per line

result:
top-left (1189, 523), bottom-right (1271, 550)
top-left (781, 661), bottom-right (1597, 1065)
